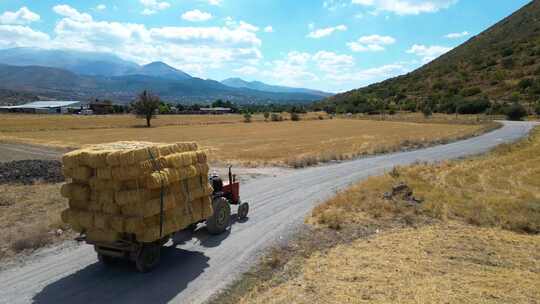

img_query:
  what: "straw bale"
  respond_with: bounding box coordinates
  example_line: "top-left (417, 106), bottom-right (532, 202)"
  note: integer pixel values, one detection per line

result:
top-left (96, 167), bottom-right (112, 180)
top-left (63, 166), bottom-right (94, 181)
top-left (86, 229), bottom-right (121, 243)
top-left (60, 183), bottom-right (90, 201)
top-left (102, 202), bottom-right (121, 215)
top-left (68, 199), bottom-right (87, 210)
top-left (94, 214), bottom-right (111, 230)
top-left (87, 200), bottom-right (102, 212)
top-left (120, 194), bottom-right (178, 217)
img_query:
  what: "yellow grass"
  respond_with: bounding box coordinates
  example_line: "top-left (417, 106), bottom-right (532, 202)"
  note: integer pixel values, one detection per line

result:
top-left (240, 223), bottom-right (540, 304)
top-left (230, 127), bottom-right (540, 304)
top-left (0, 183), bottom-right (70, 261)
top-left (311, 127), bottom-right (540, 233)
top-left (0, 113), bottom-right (327, 132)
top-left (0, 114), bottom-right (489, 166)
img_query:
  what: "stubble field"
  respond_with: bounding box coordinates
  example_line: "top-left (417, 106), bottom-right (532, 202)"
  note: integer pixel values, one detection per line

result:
top-left (0, 113), bottom-right (494, 167)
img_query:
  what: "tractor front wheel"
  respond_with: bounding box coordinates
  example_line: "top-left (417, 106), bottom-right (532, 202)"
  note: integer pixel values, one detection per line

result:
top-left (238, 202), bottom-right (249, 220)
top-left (207, 197), bottom-right (231, 235)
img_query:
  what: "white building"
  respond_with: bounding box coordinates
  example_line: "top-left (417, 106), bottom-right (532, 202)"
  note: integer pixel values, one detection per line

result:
top-left (0, 101), bottom-right (82, 114)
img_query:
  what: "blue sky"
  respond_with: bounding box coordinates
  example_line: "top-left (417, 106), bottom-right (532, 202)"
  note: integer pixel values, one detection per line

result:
top-left (0, 0), bottom-right (531, 92)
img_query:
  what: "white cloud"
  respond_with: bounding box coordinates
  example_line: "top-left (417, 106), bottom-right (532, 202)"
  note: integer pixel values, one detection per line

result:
top-left (444, 31), bottom-right (469, 39)
top-left (326, 64), bottom-right (406, 83)
top-left (53, 5), bottom-right (92, 22)
top-left (307, 24), bottom-right (347, 39)
top-left (407, 44), bottom-right (452, 63)
top-left (139, 0), bottom-right (170, 15)
top-left (347, 34), bottom-right (395, 52)
top-left (0, 6), bottom-right (260, 76)
top-left (181, 10), bottom-right (212, 22)
top-left (205, 0), bottom-right (223, 5)
top-left (262, 49), bottom-right (409, 91)
top-left (264, 26), bottom-right (273, 33)
top-left (96, 4), bottom-right (107, 11)
top-left (0, 7), bottom-right (40, 25)
top-left (234, 66), bottom-right (258, 75)
top-left (0, 25), bottom-right (50, 48)
top-left (351, 0), bottom-right (457, 15)
top-left (323, 0), bottom-right (348, 10)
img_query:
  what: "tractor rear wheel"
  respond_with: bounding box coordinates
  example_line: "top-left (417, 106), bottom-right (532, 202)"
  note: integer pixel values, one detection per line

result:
top-left (135, 243), bottom-right (161, 273)
top-left (207, 197), bottom-right (231, 235)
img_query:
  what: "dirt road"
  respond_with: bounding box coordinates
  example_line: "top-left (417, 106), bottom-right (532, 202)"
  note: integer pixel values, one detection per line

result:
top-left (0, 121), bottom-right (535, 304)
top-left (0, 142), bottom-right (63, 162)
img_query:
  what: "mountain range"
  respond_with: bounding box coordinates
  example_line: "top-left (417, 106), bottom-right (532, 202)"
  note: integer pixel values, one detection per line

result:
top-left (0, 48), bottom-right (332, 105)
top-left (319, 1), bottom-right (540, 113)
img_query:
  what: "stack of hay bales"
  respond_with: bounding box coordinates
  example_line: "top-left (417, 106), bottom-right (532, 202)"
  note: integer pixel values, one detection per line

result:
top-left (60, 141), bottom-right (213, 243)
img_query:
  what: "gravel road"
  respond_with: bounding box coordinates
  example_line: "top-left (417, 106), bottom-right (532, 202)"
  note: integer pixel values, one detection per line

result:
top-left (0, 121), bottom-right (535, 304)
top-left (0, 142), bottom-right (65, 162)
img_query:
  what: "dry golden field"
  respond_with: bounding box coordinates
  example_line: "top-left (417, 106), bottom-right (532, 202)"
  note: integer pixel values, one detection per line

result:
top-left (237, 223), bottom-right (540, 304)
top-left (217, 127), bottom-right (540, 304)
top-left (0, 183), bottom-right (70, 261)
top-left (0, 114), bottom-right (492, 166)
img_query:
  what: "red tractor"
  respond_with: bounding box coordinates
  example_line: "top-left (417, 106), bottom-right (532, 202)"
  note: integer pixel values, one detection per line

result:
top-left (206, 166), bottom-right (249, 233)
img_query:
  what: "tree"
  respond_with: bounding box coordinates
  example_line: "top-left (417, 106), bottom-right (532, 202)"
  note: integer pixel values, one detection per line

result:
top-left (243, 112), bottom-right (252, 123)
top-left (131, 90), bottom-right (160, 127)
top-left (263, 111), bottom-right (270, 121)
top-left (535, 102), bottom-right (540, 116)
top-left (505, 103), bottom-right (527, 121)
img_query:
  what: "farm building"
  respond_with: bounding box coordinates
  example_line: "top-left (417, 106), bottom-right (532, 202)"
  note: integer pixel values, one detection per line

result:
top-left (0, 101), bottom-right (82, 114)
top-left (199, 107), bottom-right (232, 114)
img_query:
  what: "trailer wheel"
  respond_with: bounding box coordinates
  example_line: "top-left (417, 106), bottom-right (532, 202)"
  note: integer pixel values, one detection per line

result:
top-left (97, 253), bottom-right (116, 266)
top-left (135, 243), bottom-right (161, 273)
top-left (207, 197), bottom-right (231, 235)
top-left (238, 202), bottom-right (249, 220)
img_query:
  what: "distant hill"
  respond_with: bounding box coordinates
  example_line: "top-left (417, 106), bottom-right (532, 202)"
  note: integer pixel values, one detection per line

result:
top-left (131, 62), bottom-right (191, 81)
top-left (0, 48), bottom-right (139, 77)
top-left (319, 1), bottom-right (540, 114)
top-left (0, 64), bottom-right (328, 104)
top-left (222, 78), bottom-right (332, 97)
top-left (0, 48), bottom-right (330, 104)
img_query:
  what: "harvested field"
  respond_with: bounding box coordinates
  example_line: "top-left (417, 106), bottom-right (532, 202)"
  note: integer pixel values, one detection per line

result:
top-left (213, 127), bottom-right (540, 304)
top-left (0, 113), bottom-right (327, 132)
top-left (0, 115), bottom-right (494, 167)
top-left (0, 183), bottom-right (71, 262)
top-left (233, 223), bottom-right (540, 304)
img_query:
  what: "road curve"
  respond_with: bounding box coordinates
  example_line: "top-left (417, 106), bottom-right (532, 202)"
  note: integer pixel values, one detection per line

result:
top-left (0, 121), bottom-right (536, 304)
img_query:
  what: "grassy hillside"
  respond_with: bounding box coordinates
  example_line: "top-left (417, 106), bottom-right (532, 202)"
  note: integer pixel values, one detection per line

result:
top-left (213, 127), bottom-right (540, 304)
top-left (319, 1), bottom-right (540, 116)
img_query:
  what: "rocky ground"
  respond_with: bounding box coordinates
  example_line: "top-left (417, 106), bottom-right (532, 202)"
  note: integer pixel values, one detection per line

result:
top-left (0, 160), bottom-right (64, 185)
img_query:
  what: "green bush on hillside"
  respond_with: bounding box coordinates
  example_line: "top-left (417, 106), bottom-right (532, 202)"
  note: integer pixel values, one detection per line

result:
top-left (505, 103), bottom-right (528, 121)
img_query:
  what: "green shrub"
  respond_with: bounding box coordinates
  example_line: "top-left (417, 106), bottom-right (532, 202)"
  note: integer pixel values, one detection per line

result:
top-left (518, 78), bottom-right (534, 90)
top-left (290, 112), bottom-right (301, 121)
top-left (462, 87), bottom-right (482, 97)
top-left (271, 113), bottom-right (282, 122)
top-left (457, 99), bottom-right (491, 114)
top-left (502, 57), bottom-right (514, 69)
top-left (243, 112), bottom-right (252, 123)
top-left (505, 103), bottom-right (528, 121)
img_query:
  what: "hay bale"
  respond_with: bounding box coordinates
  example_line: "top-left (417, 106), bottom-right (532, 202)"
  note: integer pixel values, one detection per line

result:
top-left (61, 141), bottom-right (212, 244)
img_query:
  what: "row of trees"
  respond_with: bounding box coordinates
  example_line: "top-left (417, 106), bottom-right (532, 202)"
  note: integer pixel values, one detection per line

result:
top-left (124, 90), bottom-right (540, 127)
top-left (130, 91), bottom-right (312, 127)
top-left (318, 93), bottom-right (538, 121)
